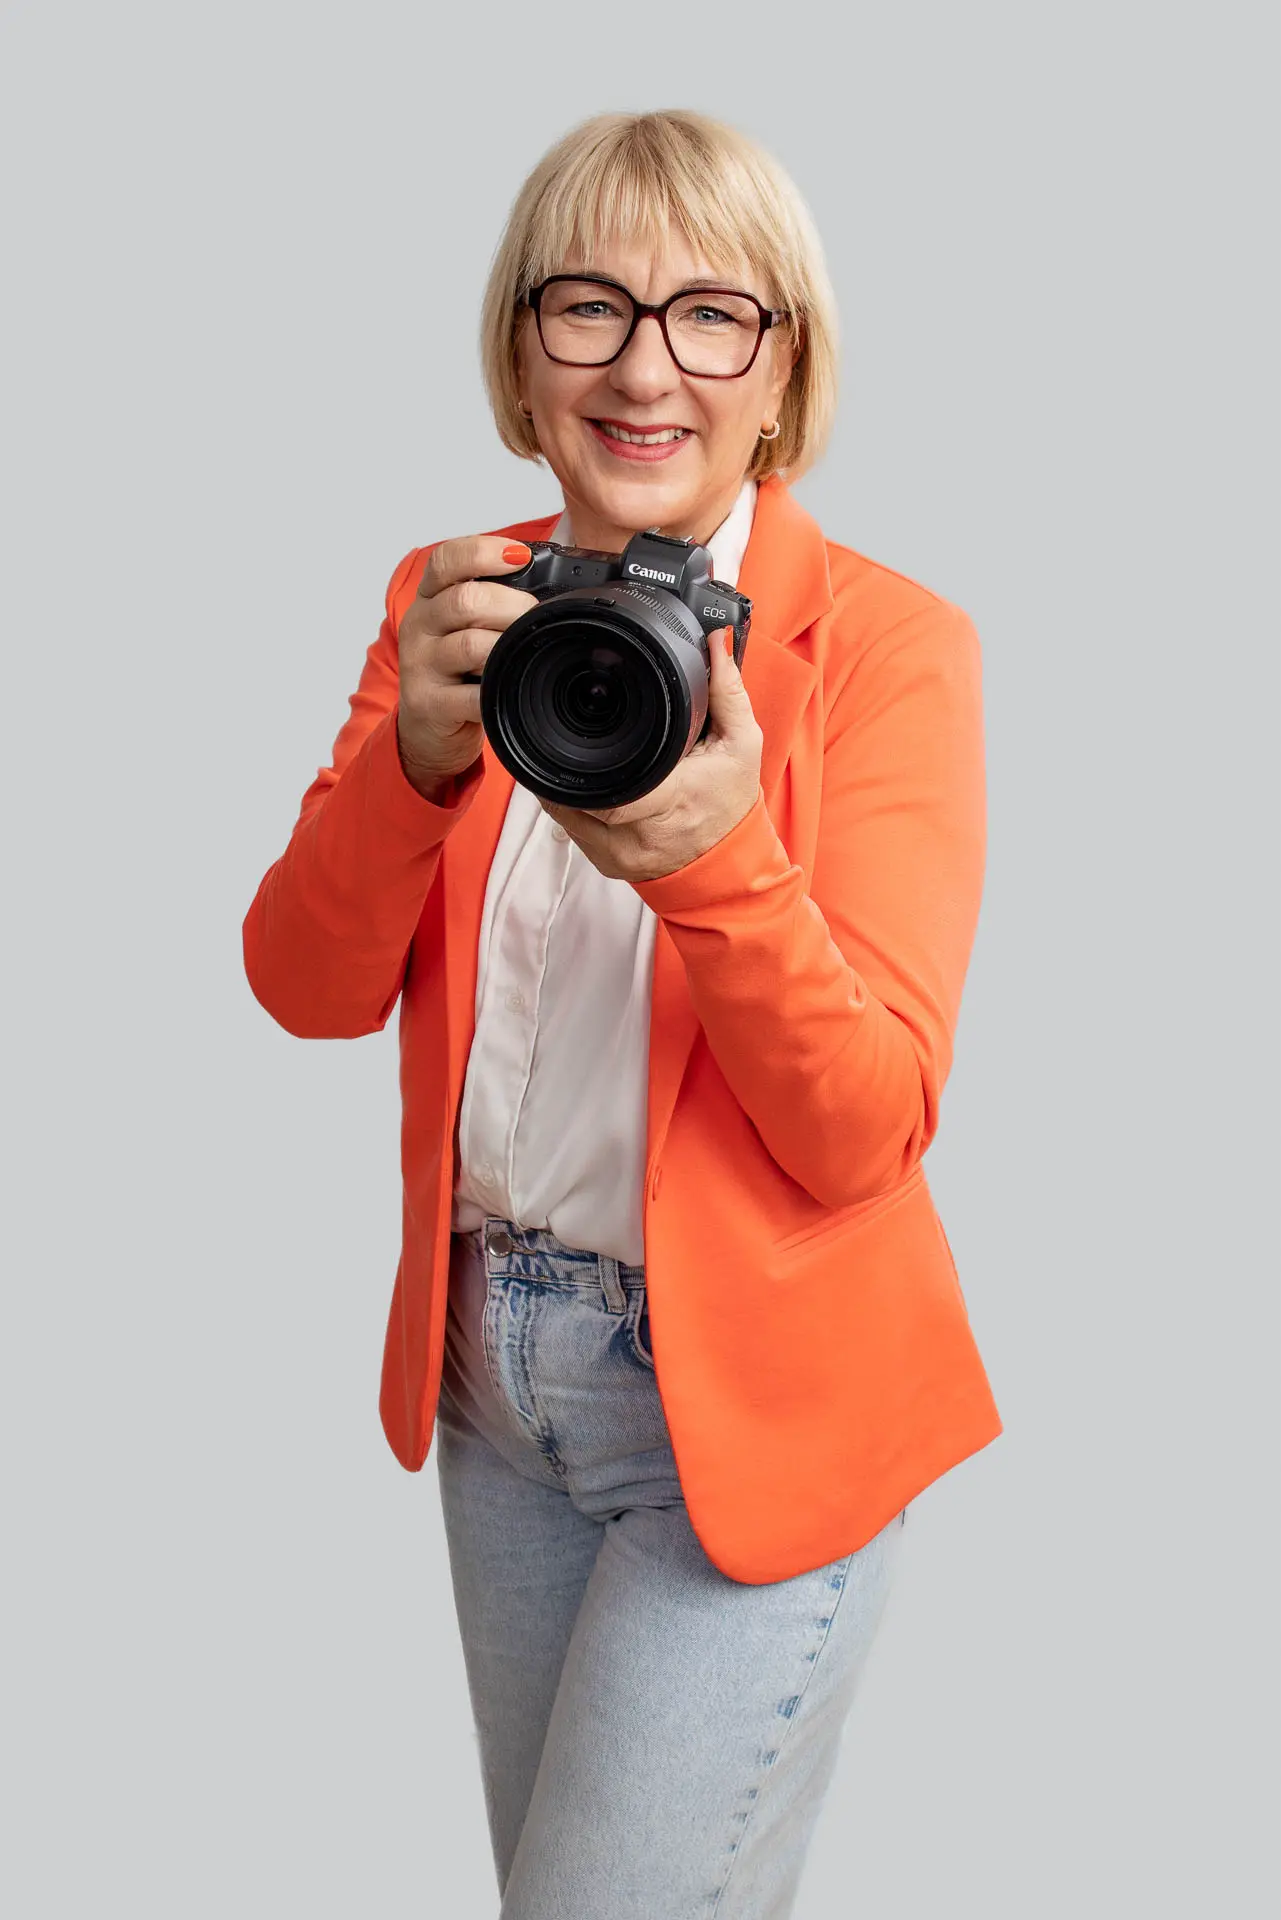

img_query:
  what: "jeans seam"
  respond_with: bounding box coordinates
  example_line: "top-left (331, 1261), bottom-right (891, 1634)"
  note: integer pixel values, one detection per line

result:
top-left (705, 1548), bottom-right (858, 1918)
top-left (514, 1284), bottom-right (571, 1476)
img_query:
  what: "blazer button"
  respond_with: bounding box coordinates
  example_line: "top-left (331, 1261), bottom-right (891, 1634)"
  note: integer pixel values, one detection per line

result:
top-left (487, 1230), bottom-right (514, 1255)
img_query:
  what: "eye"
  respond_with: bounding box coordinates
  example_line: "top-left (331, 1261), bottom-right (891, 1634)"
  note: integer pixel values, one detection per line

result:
top-left (569, 298), bottom-right (624, 319)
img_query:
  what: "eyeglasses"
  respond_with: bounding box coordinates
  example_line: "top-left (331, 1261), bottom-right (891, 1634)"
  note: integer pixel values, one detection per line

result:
top-left (524, 274), bottom-right (790, 379)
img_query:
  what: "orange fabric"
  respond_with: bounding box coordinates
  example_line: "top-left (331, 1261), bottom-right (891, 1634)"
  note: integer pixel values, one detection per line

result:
top-left (243, 475), bottom-right (1002, 1583)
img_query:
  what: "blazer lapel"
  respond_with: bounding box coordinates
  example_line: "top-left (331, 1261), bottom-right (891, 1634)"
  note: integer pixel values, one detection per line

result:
top-left (440, 476), bottom-right (835, 1173)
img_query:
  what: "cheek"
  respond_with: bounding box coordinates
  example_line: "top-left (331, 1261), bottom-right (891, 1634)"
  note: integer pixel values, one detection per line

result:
top-left (533, 371), bottom-right (598, 431)
top-left (518, 326), bottom-right (582, 415)
top-left (702, 391), bottom-right (765, 454)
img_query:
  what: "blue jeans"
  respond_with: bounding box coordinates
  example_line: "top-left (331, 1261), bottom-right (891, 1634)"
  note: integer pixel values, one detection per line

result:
top-left (435, 1217), bottom-right (907, 1918)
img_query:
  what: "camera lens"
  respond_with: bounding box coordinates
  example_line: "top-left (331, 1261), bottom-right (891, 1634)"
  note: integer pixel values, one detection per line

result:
top-left (481, 591), bottom-right (709, 807)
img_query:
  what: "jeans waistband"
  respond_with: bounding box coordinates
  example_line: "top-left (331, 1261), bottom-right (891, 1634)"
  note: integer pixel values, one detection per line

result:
top-left (459, 1216), bottom-right (646, 1300)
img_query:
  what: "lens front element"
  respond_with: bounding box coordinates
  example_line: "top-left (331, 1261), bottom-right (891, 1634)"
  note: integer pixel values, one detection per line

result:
top-left (514, 619), bottom-right (665, 796)
top-left (556, 646), bottom-right (629, 736)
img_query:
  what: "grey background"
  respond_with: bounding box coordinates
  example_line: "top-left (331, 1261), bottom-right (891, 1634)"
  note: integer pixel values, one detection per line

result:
top-left (3, 2), bottom-right (1277, 1914)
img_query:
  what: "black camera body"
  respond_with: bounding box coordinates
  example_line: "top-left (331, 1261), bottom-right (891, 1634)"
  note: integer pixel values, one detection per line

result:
top-left (474, 526), bottom-right (752, 810)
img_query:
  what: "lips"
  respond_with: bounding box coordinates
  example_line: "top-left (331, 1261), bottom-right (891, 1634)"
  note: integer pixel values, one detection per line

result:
top-left (585, 418), bottom-right (695, 463)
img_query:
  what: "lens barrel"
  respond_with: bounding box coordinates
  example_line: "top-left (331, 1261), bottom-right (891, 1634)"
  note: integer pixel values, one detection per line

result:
top-left (480, 586), bottom-right (711, 807)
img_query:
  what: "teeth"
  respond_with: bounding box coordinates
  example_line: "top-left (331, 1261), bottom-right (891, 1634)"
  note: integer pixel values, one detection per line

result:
top-left (597, 422), bottom-right (688, 445)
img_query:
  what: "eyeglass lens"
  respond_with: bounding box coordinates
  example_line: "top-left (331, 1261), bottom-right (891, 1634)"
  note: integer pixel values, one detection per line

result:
top-left (539, 280), bottom-right (763, 375)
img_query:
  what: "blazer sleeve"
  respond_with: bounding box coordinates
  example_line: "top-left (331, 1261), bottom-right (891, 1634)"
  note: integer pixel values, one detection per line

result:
top-left (241, 546), bottom-right (486, 1039)
top-left (631, 602), bottom-right (986, 1207)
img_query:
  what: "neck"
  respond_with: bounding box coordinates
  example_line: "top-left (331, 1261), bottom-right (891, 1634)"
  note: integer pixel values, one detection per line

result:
top-left (560, 477), bottom-right (746, 554)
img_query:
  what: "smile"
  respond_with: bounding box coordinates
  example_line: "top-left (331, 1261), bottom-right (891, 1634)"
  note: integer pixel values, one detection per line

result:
top-left (596, 422), bottom-right (689, 444)
top-left (586, 419), bottom-right (693, 463)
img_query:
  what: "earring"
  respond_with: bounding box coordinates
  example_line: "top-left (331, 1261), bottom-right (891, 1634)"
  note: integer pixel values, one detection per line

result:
top-left (759, 420), bottom-right (781, 441)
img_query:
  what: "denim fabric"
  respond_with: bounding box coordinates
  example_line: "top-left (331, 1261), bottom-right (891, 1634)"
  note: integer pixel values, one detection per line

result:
top-left (435, 1217), bottom-right (907, 1919)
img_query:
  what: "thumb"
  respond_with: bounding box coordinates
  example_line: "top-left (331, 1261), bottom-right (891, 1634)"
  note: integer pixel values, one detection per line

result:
top-left (708, 624), bottom-right (748, 715)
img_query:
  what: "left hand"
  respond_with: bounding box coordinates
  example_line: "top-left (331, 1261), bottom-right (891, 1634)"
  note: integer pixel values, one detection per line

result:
top-left (537, 628), bottom-right (765, 883)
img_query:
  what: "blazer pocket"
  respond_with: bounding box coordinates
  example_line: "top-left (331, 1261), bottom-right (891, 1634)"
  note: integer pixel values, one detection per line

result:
top-left (770, 1165), bottom-right (925, 1261)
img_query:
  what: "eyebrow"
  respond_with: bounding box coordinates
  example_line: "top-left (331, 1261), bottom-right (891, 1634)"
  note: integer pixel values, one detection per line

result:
top-left (579, 272), bottom-right (755, 296)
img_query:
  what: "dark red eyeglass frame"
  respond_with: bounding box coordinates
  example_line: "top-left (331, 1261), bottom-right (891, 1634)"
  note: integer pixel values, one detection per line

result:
top-left (523, 273), bottom-right (790, 378)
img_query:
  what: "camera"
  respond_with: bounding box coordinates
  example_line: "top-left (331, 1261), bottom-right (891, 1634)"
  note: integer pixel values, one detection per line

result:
top-left (472, 526), bottom-right (752, 809)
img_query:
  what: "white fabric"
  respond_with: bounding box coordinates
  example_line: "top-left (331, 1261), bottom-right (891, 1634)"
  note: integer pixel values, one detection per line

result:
top-left (451, 478), bottom-right (758, 1264)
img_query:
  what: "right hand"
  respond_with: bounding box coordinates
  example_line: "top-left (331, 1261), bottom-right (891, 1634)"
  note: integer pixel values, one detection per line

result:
top-left (395, 534), bottom-right (538, 792)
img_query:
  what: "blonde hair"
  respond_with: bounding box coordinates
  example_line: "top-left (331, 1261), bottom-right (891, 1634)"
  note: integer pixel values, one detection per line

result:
top-left (480, 110), bottom-right (839, 484)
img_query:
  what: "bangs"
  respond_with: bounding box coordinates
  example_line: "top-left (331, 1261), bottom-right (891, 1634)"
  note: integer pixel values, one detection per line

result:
top-left (519, 123), bottom-right (793, 321)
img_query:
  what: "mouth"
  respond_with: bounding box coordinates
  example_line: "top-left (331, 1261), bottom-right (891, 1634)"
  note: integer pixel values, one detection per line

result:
top-left (585, 418), bottom-right (694, 463)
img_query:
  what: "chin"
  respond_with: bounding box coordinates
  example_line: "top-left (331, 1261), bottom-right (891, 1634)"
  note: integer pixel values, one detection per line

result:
top-left (591, 470), bottom-right (697, 518)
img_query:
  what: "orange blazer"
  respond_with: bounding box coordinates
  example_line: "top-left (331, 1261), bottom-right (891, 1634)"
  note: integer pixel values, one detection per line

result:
top-left (243, 473), bottom-right (1002, 1583)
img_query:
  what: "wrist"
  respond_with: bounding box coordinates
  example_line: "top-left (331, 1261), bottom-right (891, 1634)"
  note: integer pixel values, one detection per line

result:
top-left (396, 719), bottom-right (462, 806)
top-left (403, 762), bottom-right (461, 807)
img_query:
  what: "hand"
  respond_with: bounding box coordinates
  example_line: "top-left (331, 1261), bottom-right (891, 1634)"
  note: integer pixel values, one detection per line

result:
top-left (396, 534), bottom-right (538, 797)
top-left (537, 628), bottom-right (765, 883)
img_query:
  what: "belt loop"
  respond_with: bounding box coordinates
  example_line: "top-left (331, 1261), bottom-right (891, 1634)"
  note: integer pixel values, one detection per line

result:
top-left (598, 1254), bottom-right (626, 1312)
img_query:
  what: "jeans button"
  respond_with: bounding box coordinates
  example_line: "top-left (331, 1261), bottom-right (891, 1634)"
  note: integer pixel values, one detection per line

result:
top-left (488, 1230), bottom-right (514, 1256)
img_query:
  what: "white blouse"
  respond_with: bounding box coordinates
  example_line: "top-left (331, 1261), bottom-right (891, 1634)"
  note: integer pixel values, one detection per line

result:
top-left (450, 477), bottom-right (759, 1265)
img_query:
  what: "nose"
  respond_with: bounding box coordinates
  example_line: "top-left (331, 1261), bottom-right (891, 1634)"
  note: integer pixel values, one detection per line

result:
top-left (608, 313), bottom-right (682, 398)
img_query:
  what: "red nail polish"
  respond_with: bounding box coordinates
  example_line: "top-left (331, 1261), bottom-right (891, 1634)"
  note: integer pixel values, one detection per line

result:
top-left (503, 542), bottom-right (531, 565)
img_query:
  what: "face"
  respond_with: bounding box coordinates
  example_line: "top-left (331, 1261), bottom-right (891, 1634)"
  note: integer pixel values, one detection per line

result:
top-left (515, 230), bottom-right (797, 553)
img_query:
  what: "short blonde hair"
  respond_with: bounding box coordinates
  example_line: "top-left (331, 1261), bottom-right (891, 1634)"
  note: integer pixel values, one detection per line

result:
top-left (480, 110), bottom-right (839, 485)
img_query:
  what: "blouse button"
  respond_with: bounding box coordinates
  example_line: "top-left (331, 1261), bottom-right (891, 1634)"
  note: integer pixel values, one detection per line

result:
top-left (549, 821), bottom-right (570, 842)
top-left (505, 988), bottom-right (525, 1013)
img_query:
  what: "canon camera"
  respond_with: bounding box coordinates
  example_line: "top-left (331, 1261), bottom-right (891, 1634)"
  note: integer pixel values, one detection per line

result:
top-left (472, 526), bottom-right (752, 809)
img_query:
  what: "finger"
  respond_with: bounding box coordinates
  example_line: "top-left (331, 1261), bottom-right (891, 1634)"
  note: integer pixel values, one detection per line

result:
top-left (695, 631), bottom-right (738, 745)
top-left (702, 627), bottom-right (729, 699)
top-left (426, 574), bottom-right (539, 637)
top-left (417, 533), bottom-right (534, 601)
top-left (430, 624), bottom-right (503, 683)
top-left (421, 680), bottom-right (482, 728)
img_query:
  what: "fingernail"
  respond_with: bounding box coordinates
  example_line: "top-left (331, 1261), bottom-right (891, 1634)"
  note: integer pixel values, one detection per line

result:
top-left (503, 542), bottom-right (532, 565)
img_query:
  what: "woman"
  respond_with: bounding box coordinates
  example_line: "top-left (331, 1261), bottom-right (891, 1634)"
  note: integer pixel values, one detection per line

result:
top-left (243, 109), bottom-right (1002, 1917)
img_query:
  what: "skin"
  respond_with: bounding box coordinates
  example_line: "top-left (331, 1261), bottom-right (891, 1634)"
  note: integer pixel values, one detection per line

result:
top-left (515, 231), bottom-right (796, 553)
top-left (397, 229), bottom-right (800, 881)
